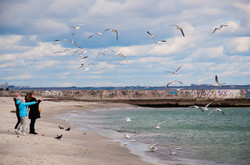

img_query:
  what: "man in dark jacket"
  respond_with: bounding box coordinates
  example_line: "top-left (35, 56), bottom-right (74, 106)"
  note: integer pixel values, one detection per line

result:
top-left (26, 92), bottom-right (41, 134)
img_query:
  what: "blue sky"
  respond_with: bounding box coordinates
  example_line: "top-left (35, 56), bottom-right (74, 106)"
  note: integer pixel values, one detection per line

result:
top-left (0, 0), bottom-right (249, 87)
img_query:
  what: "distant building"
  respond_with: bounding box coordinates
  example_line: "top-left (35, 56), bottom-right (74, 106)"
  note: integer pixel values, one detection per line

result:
top-left (0, 83), bottom-right (8, 91)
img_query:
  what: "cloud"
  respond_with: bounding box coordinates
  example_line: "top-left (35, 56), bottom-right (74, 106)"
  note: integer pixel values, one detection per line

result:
top-left (229, 37), bottom-right (250, 53)
top-left (2, 74), bottom-right (34, 80)
top-left (0, 0), bottom-right (249, 87)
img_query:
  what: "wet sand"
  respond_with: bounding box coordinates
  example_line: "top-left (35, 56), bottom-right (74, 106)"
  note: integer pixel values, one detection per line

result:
top-left (0, 96), bottom-right (154, 165)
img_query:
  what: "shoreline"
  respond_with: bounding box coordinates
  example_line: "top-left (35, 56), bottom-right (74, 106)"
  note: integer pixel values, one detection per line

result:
top-left (0, 96), bottom-right (155, 165)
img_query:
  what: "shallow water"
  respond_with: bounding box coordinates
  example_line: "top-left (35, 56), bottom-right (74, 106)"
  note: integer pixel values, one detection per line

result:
top-left (60, 107), bottom-right (250, 165)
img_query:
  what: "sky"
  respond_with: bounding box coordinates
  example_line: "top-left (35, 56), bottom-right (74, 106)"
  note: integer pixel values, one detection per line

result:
top-left (0, 0), bottom-right (250, 87)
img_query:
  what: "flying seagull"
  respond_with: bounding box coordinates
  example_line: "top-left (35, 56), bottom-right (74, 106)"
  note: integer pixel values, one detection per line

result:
top-left (55, 134), bottom-right (63, 140)
top-left (165, 80), bottom-right (183, 88)
top-left (208, 108), bottom-right (225, 116)
top-left (65, 127), bottom-right (71, 131)
top-left (212, 24), bottom-right (228, 34)
top-left (215, 75), bottom-right (225, 87)
top-left (105, 28), bottom-right (118, 40)
top-left (172, 24), bottom-right (185, 37)
top-left (166, 65), bottom-right (182, 75)
top-left (148, 143), bottom-right (159, 152)
top-left (78, 63), bottom-right (95, 70)
top-left (169, 147), bottom-right (181, 155)
top-left (189, 101), bottom-right (213, 112)
top-left (88, 32), bottom-right (102, 39)
top-left (152, 40), bottom-right (167, 44)
top-left (72, 24), bottom-right (85, 30)
top-left (53, 49), bottom-right (71, 54)
top-left (147, 31), bottom-right (156, 39)
top-left (116, 53), bottom-right (128, 62)
top-left (54, 38), bottom-right (82, 49)
top-left (154, 121), bottom-right (166, 129)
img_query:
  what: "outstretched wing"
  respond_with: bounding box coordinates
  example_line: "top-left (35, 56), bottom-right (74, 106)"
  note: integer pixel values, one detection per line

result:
top-left (176, 65), bottom-right (182, 72)
top-left (179, 28), bottom-right (185, 37)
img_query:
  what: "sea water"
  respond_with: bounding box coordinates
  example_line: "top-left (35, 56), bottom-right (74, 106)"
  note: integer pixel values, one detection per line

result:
top-left (60, 107), bottom-right (250, 165)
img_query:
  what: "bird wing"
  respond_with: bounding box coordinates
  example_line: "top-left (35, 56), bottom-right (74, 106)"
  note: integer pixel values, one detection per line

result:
top-left (176, 65), bottom-right (182, 72)
top-left (208, 109), bottom-right (216, 116)
top-left (179, 28), bottom-right (185, 37)
top-left (71, 31), bottom-right (75, 43)
top-left (115, 30), bottom-right (118, 40)
top-left (166, 71), bottom-right (174, 74)
top-left (104, 28), bottom-right (111, 32)
top-left (205, 101), bottom-right (213, 109)
top-left (111, 29), bottom-right (118, 40)
top-left (175, 80), bottom-right (183, 85)
top-left (221, 111), bottom-right (225, 115)
top-left (189, 105), bottom-right (198, 108)
top-left (215, 75), bottom-right (219, 84)
top-left (88, 34), bottom-right (94, 38)
top-left (212, 27), bottom-right (218, 34)
top-left (147, 31), bottom-right (152, 36)
top-left (166, 82), bottom-right (173, 87)
top-left (198, 107), bottom-right (205, 112)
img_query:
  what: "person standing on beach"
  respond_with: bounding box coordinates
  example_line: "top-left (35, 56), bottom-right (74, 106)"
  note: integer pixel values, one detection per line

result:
top-left (13, 93), bottom-right (21, 132)
top-left (26, 92), bottom-right (41, 134)
top-left (15, 97), bottom-right (38, 135)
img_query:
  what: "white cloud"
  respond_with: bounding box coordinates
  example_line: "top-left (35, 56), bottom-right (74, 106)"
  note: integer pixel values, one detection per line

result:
top-left (3, 74), bottom-right (34, 80)
top-left (229, 37), bottom-right (250, 53)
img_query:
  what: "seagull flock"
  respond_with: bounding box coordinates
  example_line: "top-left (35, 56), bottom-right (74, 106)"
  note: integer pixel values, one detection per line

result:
top-left (189, 101), bottom-right (226, 115)
top-left (53, 23), bottom-right (229, 86)
top-left (54, 25), bottom-right (128, 71)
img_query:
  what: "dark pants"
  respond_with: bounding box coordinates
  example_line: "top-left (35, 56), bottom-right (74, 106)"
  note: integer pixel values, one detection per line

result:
top-left (15, 115), bottom-right (21, 129)
top-left (29, 118), bottom-right (37, 133)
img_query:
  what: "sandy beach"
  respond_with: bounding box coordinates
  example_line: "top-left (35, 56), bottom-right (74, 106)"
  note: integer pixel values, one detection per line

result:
top-left (0, 96), bottom-right (154, 165)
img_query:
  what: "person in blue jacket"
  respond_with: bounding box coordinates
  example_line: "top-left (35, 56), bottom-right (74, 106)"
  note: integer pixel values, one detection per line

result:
top-left (15, 97), bottom-right (39, 135)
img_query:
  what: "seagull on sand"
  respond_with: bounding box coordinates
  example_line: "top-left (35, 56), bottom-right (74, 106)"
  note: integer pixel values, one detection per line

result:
top-left (166, 65), bottom-right (182, 75)
top-left (148, 143), bottom-right (159, 152)
top-left (215, 75), bottom-right (226, 87)
top-left (212, 24), bottom-right (228, 34)
top-left (65, 127), bottom-right (71, 131)
top-left (59, 125), bottom-right (64, 129)
top-left (105, 28), bottom-right (119, 40)
top-left (169, 147), bottom-right (181, 155)
top-left (55, 134), bottom-right (63, 140)
top-left (208, 108), bottom-right (225, 116)
top-left (147, 31), bottom-right (156, 39)
top-left (154, 121), bottom-right (166, 129)
top-left (189, 101), bottom-right (214, 112)
top-left (172, 24), bottom-right (185, 37)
